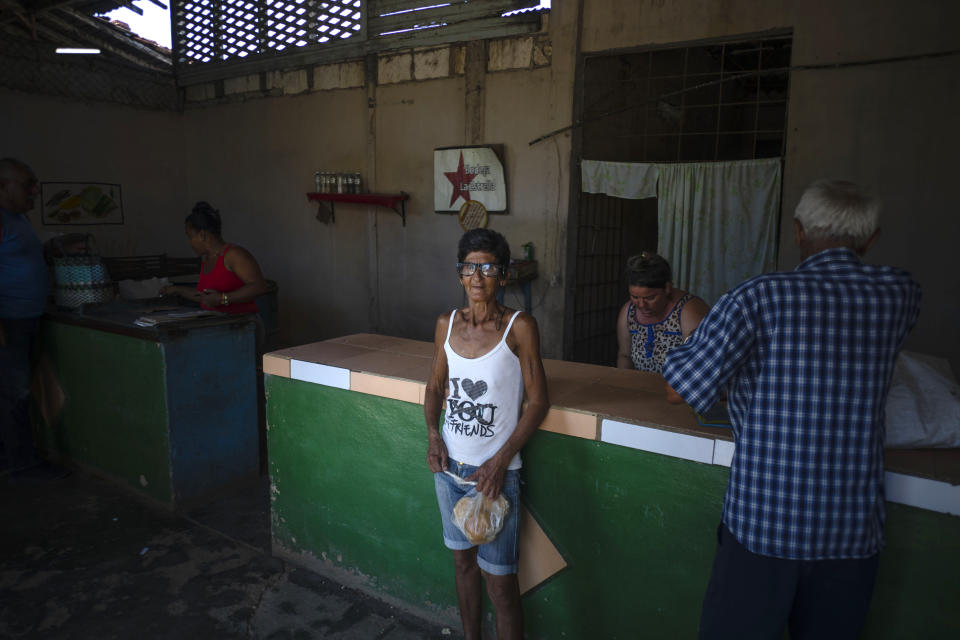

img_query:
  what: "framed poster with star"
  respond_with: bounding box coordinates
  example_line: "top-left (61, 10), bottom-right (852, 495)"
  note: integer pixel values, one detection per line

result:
top-left (434, 145), bottom-right (507, 213)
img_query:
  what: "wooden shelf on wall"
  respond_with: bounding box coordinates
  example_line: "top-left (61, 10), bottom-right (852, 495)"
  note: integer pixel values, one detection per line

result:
top-left (306, 192), bottom-right (409, 226)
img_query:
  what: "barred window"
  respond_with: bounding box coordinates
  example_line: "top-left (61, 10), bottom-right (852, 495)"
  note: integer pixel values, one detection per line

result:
top-left (176, 0), bottom-right (363, 64)
top-left (582, 36), bottom-right (793, 162)
top-left (174, 0), bottom-right (543, 71)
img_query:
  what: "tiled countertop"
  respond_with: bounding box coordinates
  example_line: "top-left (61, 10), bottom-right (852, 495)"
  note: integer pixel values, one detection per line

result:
top-left (264, 333), bottom-right (960, 515)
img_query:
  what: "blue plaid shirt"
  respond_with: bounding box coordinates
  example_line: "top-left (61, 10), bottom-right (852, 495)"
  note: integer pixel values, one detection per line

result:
top-left (663, 248), bottom-right (921, 560)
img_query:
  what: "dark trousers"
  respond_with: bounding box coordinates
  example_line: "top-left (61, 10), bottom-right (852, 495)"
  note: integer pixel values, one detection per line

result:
top-left (0, 317), bottom-right (41, 471)
top-left (699, 524), bottom-right (879, 640)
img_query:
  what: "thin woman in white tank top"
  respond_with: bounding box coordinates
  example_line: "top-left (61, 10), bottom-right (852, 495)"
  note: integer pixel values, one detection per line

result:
top-left (423, 229), bottom-right (550, 638)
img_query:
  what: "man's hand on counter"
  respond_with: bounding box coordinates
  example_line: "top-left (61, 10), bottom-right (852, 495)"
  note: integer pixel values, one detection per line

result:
top-left (665, 381), bottom-right (685, 405)
top-left (426, 434), bottom-right (449, 473)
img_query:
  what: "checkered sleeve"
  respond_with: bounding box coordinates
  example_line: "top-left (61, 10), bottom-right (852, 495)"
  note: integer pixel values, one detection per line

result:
top-left (662, 290), bottom-right (757, 415)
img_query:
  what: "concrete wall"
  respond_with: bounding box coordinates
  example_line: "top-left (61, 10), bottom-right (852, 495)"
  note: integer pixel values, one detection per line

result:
top-left (580, 0), bottom-right (960, 371)
top-left (0, 88), bottom-right (186, 257)
top-left (179, 87), bottom-right (373, 345)
top-left (175, 6), bottom-right (578, 353)
top-left (3, 0), bottom-right (955, 367)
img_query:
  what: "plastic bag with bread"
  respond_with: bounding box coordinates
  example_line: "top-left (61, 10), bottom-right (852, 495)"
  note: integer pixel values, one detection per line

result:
top-left (444, 473), bottom-right (510, 546)
top-left (452, 491), bottom-right (510, 545)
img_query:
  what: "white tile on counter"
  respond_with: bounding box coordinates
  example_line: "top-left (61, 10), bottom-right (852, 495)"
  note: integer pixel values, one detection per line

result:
top-left (712, 440), bottom-right (735, 467)
top-left (289, 360), bottom-right (350, 390)
top-left (885, 472), bottom-right (960, 516)
top-left (601, 419), bottom-right (714, 465)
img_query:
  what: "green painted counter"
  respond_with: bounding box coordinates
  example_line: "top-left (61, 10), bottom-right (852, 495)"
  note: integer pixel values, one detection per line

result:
top-left (38, 311), bottom-right (260, 507)
top-left (266, 375), bottom-right (960, 638)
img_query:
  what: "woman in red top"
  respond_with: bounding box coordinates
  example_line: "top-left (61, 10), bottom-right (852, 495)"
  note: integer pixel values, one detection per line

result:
top-left (162, 201), bottom-right (267, 313)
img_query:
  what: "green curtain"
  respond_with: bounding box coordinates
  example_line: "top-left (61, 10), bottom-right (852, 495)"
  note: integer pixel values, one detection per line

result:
top-left (656, 158), bottom-right (782, 304)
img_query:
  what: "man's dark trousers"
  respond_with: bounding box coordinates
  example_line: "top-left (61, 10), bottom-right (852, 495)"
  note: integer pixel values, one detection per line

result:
top-left (0, 316), bottom-right (41, 471)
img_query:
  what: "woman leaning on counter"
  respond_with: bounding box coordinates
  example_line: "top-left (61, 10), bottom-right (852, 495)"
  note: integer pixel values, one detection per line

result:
top-left (162, 201), bottom-right (267, 315)
top-left (424, 228), bottom-right (550, 640)
top-left (616, 251), bottom-right (709, 373)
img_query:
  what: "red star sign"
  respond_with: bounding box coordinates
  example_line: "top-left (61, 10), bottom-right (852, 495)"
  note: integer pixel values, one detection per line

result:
top-left (443, 152), bottom-right (478, 207)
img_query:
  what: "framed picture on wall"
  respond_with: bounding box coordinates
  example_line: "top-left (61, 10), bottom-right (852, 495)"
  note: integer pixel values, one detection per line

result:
top-left (434, 145), bottom-right (507, 213)
top-left (40, 182), bottom-right (124, 225)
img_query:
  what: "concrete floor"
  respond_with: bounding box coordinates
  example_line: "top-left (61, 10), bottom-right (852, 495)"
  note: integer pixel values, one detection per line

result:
top-left (0, 469), bottom-right (459, 639)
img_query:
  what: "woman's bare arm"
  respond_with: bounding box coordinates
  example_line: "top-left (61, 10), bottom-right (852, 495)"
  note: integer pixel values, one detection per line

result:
top-left (680, 297), bottom-right (709, 339)
top-left (425, 313), bottom-right (451, 473)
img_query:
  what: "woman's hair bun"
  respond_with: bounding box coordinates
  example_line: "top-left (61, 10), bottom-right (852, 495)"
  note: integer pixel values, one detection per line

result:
top-left (186, 201), bottom-right (223, 235)
top-left (192, 201), bottom-right (220, 221)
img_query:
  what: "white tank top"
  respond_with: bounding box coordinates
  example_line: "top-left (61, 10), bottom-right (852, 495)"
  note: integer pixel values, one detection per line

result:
top-left (442, 309), bottom-right (524, 470)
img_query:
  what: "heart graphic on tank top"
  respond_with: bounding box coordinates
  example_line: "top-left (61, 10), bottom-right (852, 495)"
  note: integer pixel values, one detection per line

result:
top-left (461, 379), bottom-right (487, 400)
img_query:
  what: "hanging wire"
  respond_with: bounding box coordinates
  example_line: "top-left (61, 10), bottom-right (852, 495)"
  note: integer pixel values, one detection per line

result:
top-left (529, 48), bottom-right (960, 147)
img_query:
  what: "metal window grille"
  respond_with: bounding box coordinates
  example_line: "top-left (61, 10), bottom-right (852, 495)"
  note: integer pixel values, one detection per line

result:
top-left (173, 0), bottom-right (541, 81)
top-left (568, 36), bottom-right (792, 365)
top-left (176, 0), bottom-right (363, 64)
top-left (581, 36), bottom-right (793, 163)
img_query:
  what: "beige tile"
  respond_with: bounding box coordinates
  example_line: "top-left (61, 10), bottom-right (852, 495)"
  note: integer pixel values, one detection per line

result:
top-left (538, 408), bottom-right (598, 440)
top-left (518, 505), bottom-right (567, 595)
top-left (327, 333), bottom-right (400, 349)
top-left (932, 449), bottom-right (960, 485)
top-left (270, 342), bottom-right (370, 367)
top-left (885, 448), bottom-right (950, 482)
top-left (572, 382), bottom-right (702, 432)
top-left (262, 354), bottom-right (290, 378)
top-left (326, 334), bottom-right (435, 360)
top-left (350, 372), bottom-right (423, 404)
top-left (335, 351), bottom-right (431, 382)
top-left (418, 384), bottom-right (428, 406)
top-left (391, 339), bottom-right (435, 358)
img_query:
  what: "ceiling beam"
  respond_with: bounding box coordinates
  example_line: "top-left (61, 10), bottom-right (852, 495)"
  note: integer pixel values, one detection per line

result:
top-left (118, 1), bottom-right (143, 15)
top-left (2, 0), bottom-right (88, 22)
top-left (0, 0), bottom-right (28, 27)
top-left (13, 10), bottom-right (171, 70)
top-left (25, 0), bottom-right (95, 11)
top-left (0, 2), bottom-right (39, 37)
top-left (5, 14), bottom-right (82, 46)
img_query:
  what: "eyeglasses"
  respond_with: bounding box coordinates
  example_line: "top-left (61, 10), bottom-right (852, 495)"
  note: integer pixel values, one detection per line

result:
top-left (456, 262), bottom-right (505, 277)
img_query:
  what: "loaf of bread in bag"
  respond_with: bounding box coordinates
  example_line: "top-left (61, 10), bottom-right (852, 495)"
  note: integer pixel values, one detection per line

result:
top-left (453, 493), bottom-right (510, 545)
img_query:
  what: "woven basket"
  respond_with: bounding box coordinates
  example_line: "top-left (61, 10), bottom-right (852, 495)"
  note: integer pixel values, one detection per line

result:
top-left (51, 234), bottom-right (114, 308)
top-left (54, 283), bottom-right (115, 308)
top-left (53, 256), bottom-right (110, 286)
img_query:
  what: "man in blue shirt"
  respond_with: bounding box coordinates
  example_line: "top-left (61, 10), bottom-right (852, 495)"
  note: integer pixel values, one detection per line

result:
top-left (663, 180), bottom-right (921, 639)
top-left (0, 158), bottom-right (50, 474)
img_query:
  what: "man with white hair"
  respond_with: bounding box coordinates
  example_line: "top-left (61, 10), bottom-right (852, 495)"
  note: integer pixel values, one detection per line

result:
top-left (0, 158), bottom-right (49, 474)
top-left (663, 180), bottom-right (922, 639)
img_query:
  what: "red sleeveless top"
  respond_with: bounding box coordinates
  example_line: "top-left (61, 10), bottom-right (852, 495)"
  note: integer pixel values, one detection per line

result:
top-left (196, 244), bottom-right (258, 314)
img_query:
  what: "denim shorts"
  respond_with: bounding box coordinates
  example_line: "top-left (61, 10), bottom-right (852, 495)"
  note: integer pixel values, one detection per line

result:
top-left (434, 459), bottom-right (521, 576)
